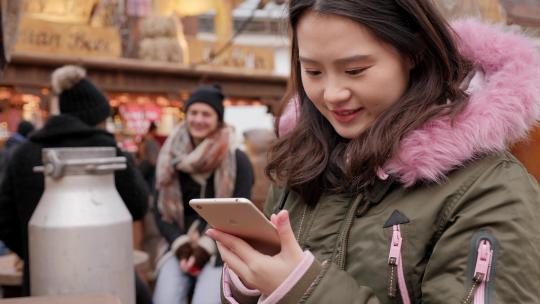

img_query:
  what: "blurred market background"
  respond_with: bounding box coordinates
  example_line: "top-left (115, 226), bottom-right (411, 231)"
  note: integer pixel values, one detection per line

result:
top-left (0, 0), bottom-right (540, 302)
top-left (0, 0), bottom-right (538, 152)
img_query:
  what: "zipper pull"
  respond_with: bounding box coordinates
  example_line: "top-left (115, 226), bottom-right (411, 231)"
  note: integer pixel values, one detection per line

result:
top-left (388, 225), bottom-right (403, 263)
top-left (387, 225), bottom-right (402, 298)
top-left (473, 240), bottom-right (492, 282)
top-left (461, 240), bottom-right (493, 304)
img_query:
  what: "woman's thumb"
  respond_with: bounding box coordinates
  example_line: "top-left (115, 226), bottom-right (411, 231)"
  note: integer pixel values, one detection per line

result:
top-left (276, 210), bottom-right (301, 254)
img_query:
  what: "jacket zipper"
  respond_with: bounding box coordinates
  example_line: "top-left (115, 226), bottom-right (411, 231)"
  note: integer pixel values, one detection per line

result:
top-left (387, 224), bottom-right (411, 304)
top-left (336, 196), bottom-right (366, 269)
top-left (461, 239), bottom-right (493, 304)
top-left (297, 204), bottom-right (308, 243)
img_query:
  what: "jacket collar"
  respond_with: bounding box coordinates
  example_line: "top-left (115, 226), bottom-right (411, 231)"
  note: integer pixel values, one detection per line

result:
top-left (30, 114), bottom-right (112, 144)
top-left (383, 19), bottom-right (540, 186)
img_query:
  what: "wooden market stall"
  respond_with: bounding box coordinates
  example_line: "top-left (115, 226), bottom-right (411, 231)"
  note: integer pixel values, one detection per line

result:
top-left (0, 0), bottom-right (288, 141)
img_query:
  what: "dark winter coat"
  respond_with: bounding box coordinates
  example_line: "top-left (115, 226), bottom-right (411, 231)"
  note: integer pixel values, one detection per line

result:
top-left (0, 114), bottom-right (149, 294)
top-left (0, 133), bottom-right (28, 184)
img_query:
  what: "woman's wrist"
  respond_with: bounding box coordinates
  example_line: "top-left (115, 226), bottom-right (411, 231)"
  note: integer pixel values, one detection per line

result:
top-left (225, 264), bottom-right (261, 296)
top-left (263, 250), bottom-right (314, 298)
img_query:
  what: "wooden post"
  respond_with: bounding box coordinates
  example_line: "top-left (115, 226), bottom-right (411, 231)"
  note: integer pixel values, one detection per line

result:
top-left (0, 0), bottom-right (22, 71)
top-left (213, 0), bottom-right (234, 64)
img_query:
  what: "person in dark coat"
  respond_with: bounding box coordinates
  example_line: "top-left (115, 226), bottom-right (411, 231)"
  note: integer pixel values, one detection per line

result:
top-left (0, 121), bottom-right (35, 256)
top-left (0, 120), bottom-right (34, 184)
top-left (4, 120), bottom-right (34, 151)
top-left (0, 65), bottom-right (150, 301)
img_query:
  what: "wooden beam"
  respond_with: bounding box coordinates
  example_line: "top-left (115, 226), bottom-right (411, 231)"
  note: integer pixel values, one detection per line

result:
top-left (0, 51), bottom-right (288, 101)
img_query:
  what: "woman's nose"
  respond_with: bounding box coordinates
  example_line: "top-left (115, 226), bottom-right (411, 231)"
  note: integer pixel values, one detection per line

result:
top-left (190, 114), bottom-right (203, 123)
top-left (323, 82), bottom-right (351, 105)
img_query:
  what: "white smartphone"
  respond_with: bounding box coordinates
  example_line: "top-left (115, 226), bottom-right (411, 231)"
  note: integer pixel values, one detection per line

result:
top-left (189, 198), bottom-right (281, 255)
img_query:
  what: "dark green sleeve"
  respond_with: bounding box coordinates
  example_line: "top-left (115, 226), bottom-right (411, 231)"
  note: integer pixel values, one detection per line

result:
top-left (421, 159), bottom-right (540, 303)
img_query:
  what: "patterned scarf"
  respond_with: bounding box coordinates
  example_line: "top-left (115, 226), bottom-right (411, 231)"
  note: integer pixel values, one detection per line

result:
top-left (156, 122), bottom-right (236, 230)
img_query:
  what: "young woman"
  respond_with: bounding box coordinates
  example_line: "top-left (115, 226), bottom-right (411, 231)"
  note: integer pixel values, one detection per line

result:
top-left (153, 84), bottom-right (254, 304)
top-left (207, 1), bottom-right (540, 303)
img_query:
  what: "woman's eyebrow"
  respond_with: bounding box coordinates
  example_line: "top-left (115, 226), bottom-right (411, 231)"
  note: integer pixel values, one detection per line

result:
top-left (299, 56), bottom-right (318, 64)
top-left (299, 54), bottom-right (372, 65)
top-left (334, 54), bottom-right (372, 65)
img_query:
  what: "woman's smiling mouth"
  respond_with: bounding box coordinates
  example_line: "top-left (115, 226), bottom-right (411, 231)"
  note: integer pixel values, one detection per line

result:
top-left (331, 108), bottom-right (363, 122)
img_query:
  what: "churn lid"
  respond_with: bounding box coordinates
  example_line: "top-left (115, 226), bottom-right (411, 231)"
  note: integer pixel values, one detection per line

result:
top-left (33, 147), bottom-right (126, 179)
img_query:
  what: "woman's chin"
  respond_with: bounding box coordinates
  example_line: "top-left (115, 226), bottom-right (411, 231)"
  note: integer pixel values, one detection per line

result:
top-left (334, 127), bottom-right (365, 140)
top-left (189, 130), bottom-right (210, 140)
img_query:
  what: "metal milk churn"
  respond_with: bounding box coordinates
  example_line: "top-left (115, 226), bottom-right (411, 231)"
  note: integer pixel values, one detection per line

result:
top-left (29, 147), bottom-right (135, 304)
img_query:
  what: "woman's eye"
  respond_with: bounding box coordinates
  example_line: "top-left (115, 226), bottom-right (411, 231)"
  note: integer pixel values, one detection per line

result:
top-left (345, 68), bottom-right (366, 76)
top-left (305, 70), bottom-right (321, 76)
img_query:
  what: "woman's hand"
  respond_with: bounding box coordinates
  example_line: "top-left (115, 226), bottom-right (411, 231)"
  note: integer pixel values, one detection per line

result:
top-left (206, 210), bottom-right (304, 295)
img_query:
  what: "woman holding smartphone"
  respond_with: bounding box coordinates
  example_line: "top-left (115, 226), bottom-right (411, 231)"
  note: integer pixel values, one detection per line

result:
top-left (153, 84), bottom-right (254, 304)
top-left (207, 1), bottom-right (540, 303)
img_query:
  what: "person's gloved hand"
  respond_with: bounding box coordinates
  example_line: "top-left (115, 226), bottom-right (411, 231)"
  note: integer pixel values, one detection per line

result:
top-left (175, 242), bottom-right (193, 261)
top-left (191, 246), bottom-right (211, 270)
top-left (178, 245), bottom-right (211, 277)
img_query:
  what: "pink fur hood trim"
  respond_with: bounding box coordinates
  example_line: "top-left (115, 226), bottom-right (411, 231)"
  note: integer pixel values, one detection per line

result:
top-left (278, 20), bottom-right (540, 186)
top-left (384, 20), bottom-right (540, 186)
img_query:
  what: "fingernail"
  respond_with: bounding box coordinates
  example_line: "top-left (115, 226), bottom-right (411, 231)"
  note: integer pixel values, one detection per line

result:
top-left (278, 211), bottom-right (288, 225)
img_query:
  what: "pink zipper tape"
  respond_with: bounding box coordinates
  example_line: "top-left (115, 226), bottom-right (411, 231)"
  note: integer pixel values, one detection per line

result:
top-left (388, 225), bottom-right (411, 304)
top-left (474, 240), bottom-right (493, 304)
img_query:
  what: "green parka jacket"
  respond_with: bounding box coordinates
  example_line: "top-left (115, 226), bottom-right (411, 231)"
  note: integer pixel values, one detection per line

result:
top-left (221, 20), bottom-right (540, 304)
top-left (259, 152), bottom-right (540, 303)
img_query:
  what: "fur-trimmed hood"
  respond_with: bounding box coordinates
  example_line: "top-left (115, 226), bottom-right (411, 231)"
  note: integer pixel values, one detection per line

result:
top-left (384, 20), bottom-right (540, 186)
top-left (280, 19), bottom-right (540, 186)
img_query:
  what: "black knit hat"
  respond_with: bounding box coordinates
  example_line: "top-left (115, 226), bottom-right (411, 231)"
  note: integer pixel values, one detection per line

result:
top-left (52, 65), bottom-right (111, 126)
top-left (184, 84), bottom-right (225, 121)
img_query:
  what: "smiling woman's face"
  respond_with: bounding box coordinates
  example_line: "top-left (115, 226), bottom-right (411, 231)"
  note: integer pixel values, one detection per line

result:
top-left (297, 11), bottom-right (412, 139)
top-left (186, 102), bottom-right (219, 143)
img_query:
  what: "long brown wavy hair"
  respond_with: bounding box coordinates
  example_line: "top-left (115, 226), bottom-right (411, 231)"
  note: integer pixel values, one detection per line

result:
top-left (266, 0), bottom-right (472, 206)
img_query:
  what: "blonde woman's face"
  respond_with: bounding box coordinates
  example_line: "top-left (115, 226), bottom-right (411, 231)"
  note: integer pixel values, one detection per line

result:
top-left (297, 11), bottom-right (412, 139)
top-left (186, 102), bottom-right (219, 143)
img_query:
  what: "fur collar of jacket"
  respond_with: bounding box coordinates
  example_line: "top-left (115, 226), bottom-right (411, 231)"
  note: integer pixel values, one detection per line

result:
top-left (384, 20), bottom-right (540, 185)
